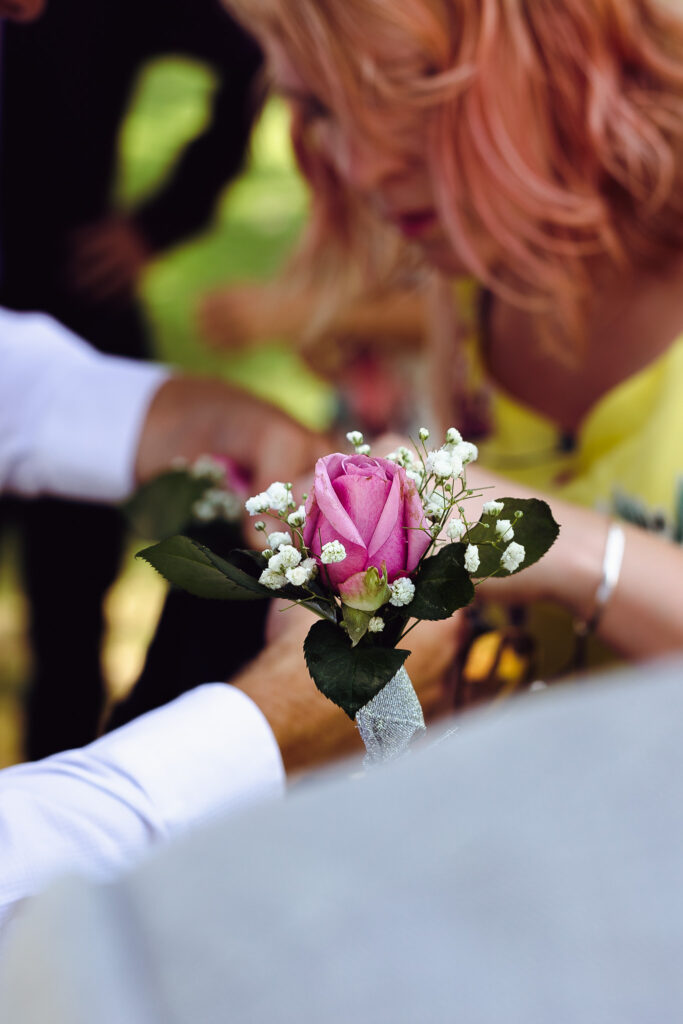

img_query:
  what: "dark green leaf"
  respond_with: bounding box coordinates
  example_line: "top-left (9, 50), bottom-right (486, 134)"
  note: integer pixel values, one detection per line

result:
top-left (409, 543), bottom-right (475, 620)
top-left (466, 497), bottom-right (560, 578)
top-left (137, 536), bottom-right (270, 601)
top-left (123, 471), bottom-right (214, 539)
top-left (304, 620), bottom-right (409, 719)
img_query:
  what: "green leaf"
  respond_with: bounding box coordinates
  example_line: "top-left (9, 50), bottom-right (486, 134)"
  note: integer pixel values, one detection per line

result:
top-left (409, 544), bottom-right (475, 620)
top-left (341, 605), bottom-right (372, 646)
top-left (137, 536), bottom-right (270, 601)
top-left (123, 470), bottom-right (214, 539)
top-left (304, 620), bottom-right (409, 719)
top-left (465, 497), bottom-right (560, 578)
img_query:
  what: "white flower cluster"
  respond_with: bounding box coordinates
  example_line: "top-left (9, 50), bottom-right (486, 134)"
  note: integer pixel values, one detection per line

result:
top-left (482, 500), bottom-right (504, 516)
top-left (259, 543), bottom-right (318, 591)
top-left (495, 519), bottom-right (515, 543)
top-left (446, 518), bottom-right (467, 541)
top-left (245, 481), bottom-right (295, 517)
top-left (320, 540), bottom-right (347, 564)
top-left (389, 577), bottom-right (415, 607)
top-left (464, 544), bottom-right (480, 573)
top-left (501, 541), bottom-right (525, 573)
top-left (190, 454), bottom-right (228, 484)
top-left (346, 431), bottom-right (371, 456)
top-left (385, 445), bottom-right (424, 487)
top-left (287, 505), bottom-right (306, 528)
top-left (368, 616), bottom-right (385, 633)
top-left (192, 488), bottom-right (241, 523)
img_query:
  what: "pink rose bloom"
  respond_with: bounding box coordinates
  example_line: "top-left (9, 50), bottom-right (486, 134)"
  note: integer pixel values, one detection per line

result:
top-left (303, 453), bottom-right (431, 600)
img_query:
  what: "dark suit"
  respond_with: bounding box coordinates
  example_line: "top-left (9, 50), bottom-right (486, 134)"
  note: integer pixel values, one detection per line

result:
top-left (0, 0), bottom-right (263, 758)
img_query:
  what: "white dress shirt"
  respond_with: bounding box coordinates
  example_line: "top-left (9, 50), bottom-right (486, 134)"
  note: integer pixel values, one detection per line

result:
top-left (0, 307), bottom-right (285, 938)
top-left (0, 307), bottom-right (166, 500)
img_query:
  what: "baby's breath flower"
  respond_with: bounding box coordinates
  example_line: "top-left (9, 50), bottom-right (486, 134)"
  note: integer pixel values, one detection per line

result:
top-left (285, 565), bottom-right (312, 587)
top-left (464, 544), bottom-right (480, 573)
top-left (368, 616), bottom-right (385, 633)
top-left (192, 499), bottom-right (214, 522)
top-left (269, 545), bottom-right (302, 572)
top-left (455, 441), bottom-right (478, 465)
top-left (254, 521), bottom-right (266, 532)
top-left (482, 500), bottom-right (504, 516)
top-left (190, 454), bottom-right (226, 482)
top-left (446, 518), bottom-right (467, 541)
top-left (424, 491), bottom-right (448, 518)
top-left (265, 482), bottom-right (291, 513)
top-left (356, 444), bottom-right (371, 456)
top-left (320, 540), bottom-right (347, 564)
top-left (268, 531), bottom-right (292, 551)
top-left (501, 541), bottom-right (525, 573)
top-left (346, 430), bottom-right (364, 447)
top-left (245, 492), bottom-right (270, 516)
top-left (300, 557), bottom-right (318, 579)
top-left (495, 519), bottom-right (515, 543)
top-left (287, 505), bottom-right (306, 528)
top-left (406, 468), bottom-right (424, 487)
top-left (259, 568), bottom-right (288, 590)
top-left (418, 427), bottom-right (430, 441)
top-left (445, 426), bottom-right (462, 445)
top-left (425, 448), bottom-right (458, 479)
top-left (389, 577), bottom-right (415, 607)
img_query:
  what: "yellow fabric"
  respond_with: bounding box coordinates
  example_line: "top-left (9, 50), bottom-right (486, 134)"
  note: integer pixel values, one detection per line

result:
top-left (479, 336), bottom-right (683, 526)
top-left (454, 281), bottom-right (683, 678)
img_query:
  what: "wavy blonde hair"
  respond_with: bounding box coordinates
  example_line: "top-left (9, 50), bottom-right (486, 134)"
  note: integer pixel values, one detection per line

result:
top-left (227, 0), bottom-right (683, 347)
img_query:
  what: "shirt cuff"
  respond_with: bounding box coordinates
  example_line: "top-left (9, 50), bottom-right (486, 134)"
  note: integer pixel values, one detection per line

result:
top-left (88, 684), bottom-right (286, 834)
top-left (33, 349), bottom-right (169, 503)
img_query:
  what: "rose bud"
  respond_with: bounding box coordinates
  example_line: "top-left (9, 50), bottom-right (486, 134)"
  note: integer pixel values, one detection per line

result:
top-left (303, 453), bottom-right (431, 600)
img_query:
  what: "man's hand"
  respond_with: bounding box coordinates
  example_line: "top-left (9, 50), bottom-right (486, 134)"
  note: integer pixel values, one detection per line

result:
top-left (254, 601), bottom-right (463, 775)
top-left (135, 374), bottom-right (325, 505)
top-left (67, 216), bottom-right (151, 304)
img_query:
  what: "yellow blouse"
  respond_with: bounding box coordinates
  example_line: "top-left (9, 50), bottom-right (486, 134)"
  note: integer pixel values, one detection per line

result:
top-left (454, 282), bottom-right (683, 682)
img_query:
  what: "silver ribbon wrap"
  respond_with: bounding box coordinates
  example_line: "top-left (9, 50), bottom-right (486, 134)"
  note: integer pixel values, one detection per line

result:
top-left (355, 665), bottom-right (425, 766)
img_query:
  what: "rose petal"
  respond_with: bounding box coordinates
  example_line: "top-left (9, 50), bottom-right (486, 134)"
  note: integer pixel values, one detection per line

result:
top-left (306, 455), bottom-right (365, 553)
top-left (405, 480), bottom-right (432, 571)
top-left (366, 468), bottom-right (406, 580)
top-left (332, 472), bottom-right (391, 547)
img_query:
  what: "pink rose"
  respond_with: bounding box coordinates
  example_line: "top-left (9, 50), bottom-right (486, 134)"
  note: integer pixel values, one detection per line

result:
top-left (303, 453), bottom-right (431, 604)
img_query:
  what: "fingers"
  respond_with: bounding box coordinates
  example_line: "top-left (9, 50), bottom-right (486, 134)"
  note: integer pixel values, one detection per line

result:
top-left (66, 219), bottom-right (149, 303)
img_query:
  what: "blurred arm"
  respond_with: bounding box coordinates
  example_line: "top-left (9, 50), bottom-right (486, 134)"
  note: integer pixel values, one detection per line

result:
top-left (0, 308), bottom-right (168, 500)
top-left (0, 684), bottom-right (284, 938)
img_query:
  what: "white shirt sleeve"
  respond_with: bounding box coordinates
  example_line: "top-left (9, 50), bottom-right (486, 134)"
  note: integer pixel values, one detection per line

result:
top-left (0, 684), bottom-right (284, 938)
top-left (0, 307), bottom-right (169, 500)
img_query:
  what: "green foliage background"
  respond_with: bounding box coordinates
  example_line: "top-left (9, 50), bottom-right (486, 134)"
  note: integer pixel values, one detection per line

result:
top-left (115, 57), bottom-right (334, 429)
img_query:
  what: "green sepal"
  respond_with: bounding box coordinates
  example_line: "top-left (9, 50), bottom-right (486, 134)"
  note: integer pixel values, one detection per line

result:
top-left (409, 543), bottom-right (475, 620)
top-left (303, 620), bottom-right (409, 719)
top-left (465, 497), bottom-right (560, 578)
top-left (341, 605), bottom-right (372, 646)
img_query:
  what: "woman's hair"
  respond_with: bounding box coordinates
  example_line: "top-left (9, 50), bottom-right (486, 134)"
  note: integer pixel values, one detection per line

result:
top-left (227, 0), bottom-right (683, 350)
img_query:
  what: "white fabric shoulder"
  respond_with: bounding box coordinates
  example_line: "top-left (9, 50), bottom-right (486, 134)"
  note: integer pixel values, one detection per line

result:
top-left (0, 307), bottom-right (168, 500)
top-left (0, 683), bottom-right (284, 940)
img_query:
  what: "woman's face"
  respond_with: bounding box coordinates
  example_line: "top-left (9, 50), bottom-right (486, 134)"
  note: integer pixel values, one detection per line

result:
top-left (268, 39), bottom-right (471, 275)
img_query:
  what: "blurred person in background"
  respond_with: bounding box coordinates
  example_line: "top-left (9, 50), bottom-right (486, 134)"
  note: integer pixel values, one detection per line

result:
top-left (0, 0), bottom-right (264, 758)
top-left (223, 0), bottom-right (683, 683)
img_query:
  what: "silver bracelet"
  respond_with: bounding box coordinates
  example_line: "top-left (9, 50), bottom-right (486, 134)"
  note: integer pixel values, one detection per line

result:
top-left (574, 521), bottom-right (626, 638)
